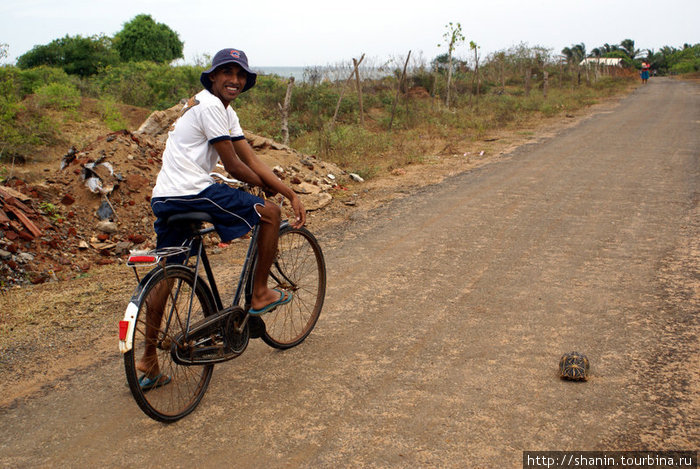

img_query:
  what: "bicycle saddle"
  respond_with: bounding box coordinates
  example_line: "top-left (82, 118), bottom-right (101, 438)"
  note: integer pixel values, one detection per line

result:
top-left (166, 212), bottom-right (214, 227)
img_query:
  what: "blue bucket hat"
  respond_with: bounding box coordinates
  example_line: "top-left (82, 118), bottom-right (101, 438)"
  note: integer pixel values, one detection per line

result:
top-left (200, 48), bottom-right (257, 93)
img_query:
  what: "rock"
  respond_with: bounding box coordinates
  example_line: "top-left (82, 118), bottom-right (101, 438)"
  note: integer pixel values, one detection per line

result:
top-left (301, 193), bottom-right (332, 211)
top-left (128, 233), bottom-right (147, 244)
top-left (349, 173), bottom-right (365, 183)
top-left (114, 241), bottom-right (133, 255)
top-left (17, 252), bottom-right (35, 263)
top-left (293, 182), bottom-right (322, 195)
top-left (135, 102), bottom-right (184, 140)
top-left (125, 173), bottom-right (150, 192)
top-left (61, 194), bottom-right (75, 205)
top-left (78, 240), bottom-right (89, 250)
top-left (0, 249), bottom-right (11, 260)
top-left (96, 201), bottom-right (114, 220)
top-left (96, 220), bottom-right (118, 234)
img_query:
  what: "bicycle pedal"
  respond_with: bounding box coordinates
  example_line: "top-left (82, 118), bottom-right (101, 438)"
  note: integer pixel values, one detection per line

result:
top-left (248, 315), bottom-right (266, 339)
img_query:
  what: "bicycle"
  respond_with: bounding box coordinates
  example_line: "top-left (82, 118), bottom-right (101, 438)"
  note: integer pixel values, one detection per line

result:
top-left (118, 177), bottom-right (326, 422)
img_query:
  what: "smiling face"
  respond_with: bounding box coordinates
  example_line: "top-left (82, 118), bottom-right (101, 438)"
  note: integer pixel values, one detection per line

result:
top-left (208, 63), bottom-right (248, 106)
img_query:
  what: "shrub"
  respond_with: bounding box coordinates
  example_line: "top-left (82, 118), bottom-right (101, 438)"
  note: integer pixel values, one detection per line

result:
top-left (18, 66), bottom-right (76, 96)
top-left (16, 34), bottom-right (119, 77)
top-left (670, 60), bottom-right (699, 74)
top-left (93, 61), bottom-right (201, 108)
top-left (98, 98), bottom-right (128, 131)
top-left (35, 82), bottom-right (81, 110)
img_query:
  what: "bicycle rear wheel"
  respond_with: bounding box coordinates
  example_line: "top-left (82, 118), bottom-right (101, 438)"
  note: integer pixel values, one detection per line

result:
top-left (262, 226), bottom-right (326, 349)
top-left (124, 265), bottom-right (215, 422)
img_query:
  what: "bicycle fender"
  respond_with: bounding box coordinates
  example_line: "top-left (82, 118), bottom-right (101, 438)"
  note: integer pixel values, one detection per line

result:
top-left (119, 266), bottom-right (163, 354)
top-left (119, 302), bottom-right (138, 353)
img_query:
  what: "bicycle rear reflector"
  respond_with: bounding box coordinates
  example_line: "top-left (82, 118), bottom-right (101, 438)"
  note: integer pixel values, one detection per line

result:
top-left (128, 255), bottom-right (157, 264)
top-left (119, 320), bottom-right (129, 341)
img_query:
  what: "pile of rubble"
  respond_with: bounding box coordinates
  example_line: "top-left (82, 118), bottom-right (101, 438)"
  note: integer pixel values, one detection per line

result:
top-left (0, 103), bottom-right (353, 288)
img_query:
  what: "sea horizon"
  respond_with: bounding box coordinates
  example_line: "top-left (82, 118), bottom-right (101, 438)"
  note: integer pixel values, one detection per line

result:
top-left (253, 65), bottom-right (390, 82)
top-left (253, 66), bottom-right (309, 81)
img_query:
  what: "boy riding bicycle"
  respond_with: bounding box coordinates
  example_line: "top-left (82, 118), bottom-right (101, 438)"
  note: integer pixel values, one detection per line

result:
top-left (138, 48), bottom-right (306, 390)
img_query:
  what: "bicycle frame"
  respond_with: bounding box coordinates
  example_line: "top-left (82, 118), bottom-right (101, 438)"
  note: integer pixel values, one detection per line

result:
top-left (120, 214), bottom-right (293, 356)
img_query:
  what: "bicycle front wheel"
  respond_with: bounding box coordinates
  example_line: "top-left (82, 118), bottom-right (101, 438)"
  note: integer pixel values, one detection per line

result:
top-left (124, 265), bottom-right (215, 422)
top-left (262, 226), bottom-right (326, 349)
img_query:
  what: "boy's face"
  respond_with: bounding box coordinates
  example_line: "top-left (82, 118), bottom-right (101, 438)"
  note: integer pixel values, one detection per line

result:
top-left (209, 63), bottom-right (247, 104)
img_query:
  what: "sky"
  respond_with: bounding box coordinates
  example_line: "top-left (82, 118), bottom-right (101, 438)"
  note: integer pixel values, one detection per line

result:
top-left (1, 0), bottom-right (698, 68)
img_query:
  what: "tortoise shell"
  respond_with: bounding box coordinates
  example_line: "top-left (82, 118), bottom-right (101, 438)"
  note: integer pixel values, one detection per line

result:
top-left (559, 351), bottom-right (590, 381)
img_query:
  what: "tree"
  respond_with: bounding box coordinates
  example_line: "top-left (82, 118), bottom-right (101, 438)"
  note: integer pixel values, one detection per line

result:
top-left (113, 14), bottom-right (183, 63)
top-left (561, 43), bottom-right (586, 64)
top-left (16, 35), bottom-right (119, 77)
top-left (562, 43), bottom-right (586, 85)
top-left (438, 22), bottom-right (465, 107)
top-left (469, 41), bottom-right (480, 105)
top-left (619, 39), bottom-right (639, 59)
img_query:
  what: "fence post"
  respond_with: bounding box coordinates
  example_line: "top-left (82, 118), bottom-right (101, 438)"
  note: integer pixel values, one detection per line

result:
top-left (389, 50), bottom-right (411, 131)
top-left (524, 67), bottom-right (531, 97)
top-left (278, 76), bottom-right (295, 146)
top-left (543, 71), bottom-right (549, 98)
top-left (331, 53), bottom-right (365, 129)
top-left (353, 58), bottom-right (365, 127)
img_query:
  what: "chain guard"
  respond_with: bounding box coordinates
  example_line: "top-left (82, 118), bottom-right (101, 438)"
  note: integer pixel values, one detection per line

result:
top-left (170, 306), bottom-right (248, 365)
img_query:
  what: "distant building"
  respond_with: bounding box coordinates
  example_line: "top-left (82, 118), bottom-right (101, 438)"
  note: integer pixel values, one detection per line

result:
top-left (579, 58), bottom-right (624, 67)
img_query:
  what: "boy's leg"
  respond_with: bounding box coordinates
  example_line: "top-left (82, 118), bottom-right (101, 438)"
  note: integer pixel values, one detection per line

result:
top-left (250, 200), bottom-right (284, 310)
top-left (136, 280), bottom-right (172, 377)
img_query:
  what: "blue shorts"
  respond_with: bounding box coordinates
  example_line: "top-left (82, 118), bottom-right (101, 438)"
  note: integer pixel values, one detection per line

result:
top-left (151, 183), bottom-right (264, 250)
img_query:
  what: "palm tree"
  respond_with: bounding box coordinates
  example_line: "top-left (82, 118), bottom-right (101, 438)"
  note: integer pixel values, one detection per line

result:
top-left (561, 43), bottom-right (586, 84)
top-left (620, 39), bottom-right (640, 59)
top-left (561, 43), bottom-right (586, 64)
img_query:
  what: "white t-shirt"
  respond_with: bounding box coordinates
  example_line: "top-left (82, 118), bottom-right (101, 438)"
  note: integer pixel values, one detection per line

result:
top-left (152, 89), bottom-right (245, 198)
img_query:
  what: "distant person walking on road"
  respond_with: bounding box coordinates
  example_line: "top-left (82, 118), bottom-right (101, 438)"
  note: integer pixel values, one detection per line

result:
top-left (641, 61), bottom-right (651, 84)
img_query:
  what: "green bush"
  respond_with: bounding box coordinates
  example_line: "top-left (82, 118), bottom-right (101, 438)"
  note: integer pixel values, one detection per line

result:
top-left (0, 66), bottom-right (21, 101)
top-left (98, 98), bottom-right (128, 131)
top-left (93, 61), bottom-right (201, 108)
top-left (16, 34), bottom-right (119, 77)
top-left (670, 60), bottom-right (699, 74)
top-left (35, 82), bottom-right (81, 110)
top-left (18, 66), bottom-right (76, 96)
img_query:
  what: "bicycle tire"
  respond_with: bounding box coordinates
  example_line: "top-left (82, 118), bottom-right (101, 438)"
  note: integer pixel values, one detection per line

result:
top-left (124, 265), bottom-right (215, 422)
top-left (262, 226), bottom-right (326, 349)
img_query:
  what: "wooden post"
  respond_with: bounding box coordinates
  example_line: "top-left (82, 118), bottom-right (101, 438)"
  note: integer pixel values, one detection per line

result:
top-left (500, 56), bottom-right (505, 93)
top-left (524, 67), bottom-right (531, 96)
top-left (470, 45), bottom-right (480, 107)
top-left (558, 58), bottom-right (563, 88)
top-left (543, 71), bottom-right (549, 98)
top-left (331, 53), bottom-right (365, 129)
top-left (278, 76), bottom-right (295, 146)
top-left (353, 58), bottom-right (364, 127)
top-left (388, 50), bottom-right (411, 131)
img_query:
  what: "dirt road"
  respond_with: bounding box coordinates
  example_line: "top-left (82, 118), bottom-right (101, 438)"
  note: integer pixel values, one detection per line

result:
top-left (1, 78), bottom-right (698, 467)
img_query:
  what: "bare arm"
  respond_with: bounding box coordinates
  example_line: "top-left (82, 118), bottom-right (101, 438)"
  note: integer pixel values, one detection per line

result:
top-left (212, 139), bottom-right (306, 227)
top-left (212, 139), bottom-right (265, 187)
